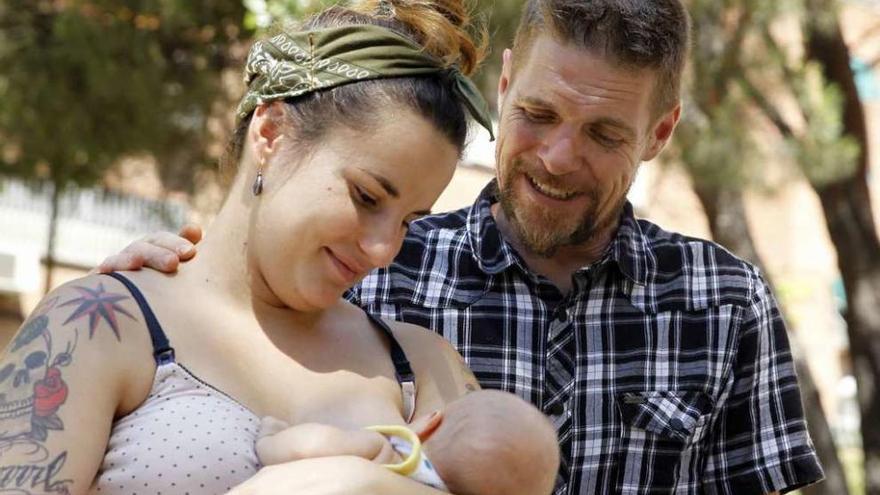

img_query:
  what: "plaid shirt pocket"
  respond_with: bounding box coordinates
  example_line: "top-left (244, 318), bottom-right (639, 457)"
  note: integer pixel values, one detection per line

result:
top-left (616, 391), bottom-right (715, 493)
top-left (617, 390), bottom-right (714, 442)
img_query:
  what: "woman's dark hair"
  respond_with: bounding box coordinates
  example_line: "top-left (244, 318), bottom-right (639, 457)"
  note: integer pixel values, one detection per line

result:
top-left (222, 0), bottom-right (486, 173)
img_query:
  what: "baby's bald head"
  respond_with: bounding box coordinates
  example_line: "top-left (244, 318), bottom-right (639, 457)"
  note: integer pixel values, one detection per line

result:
top-left (423, 390), bottom-right (560, 495)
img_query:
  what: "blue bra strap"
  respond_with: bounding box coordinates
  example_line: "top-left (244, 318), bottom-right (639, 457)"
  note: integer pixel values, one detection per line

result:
top-left (365, 311), bottom-right (417, 422)
top-left (102, 272), bottom-right (176, 365)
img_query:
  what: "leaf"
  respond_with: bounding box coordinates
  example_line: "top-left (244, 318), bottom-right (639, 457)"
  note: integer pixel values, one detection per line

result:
top-left (52, 353), bottom-right (72, 368)
top-left (11, 315), bottom-right (49, 352)
top-left (43, 414), bottom-right (64, 430)
top-left (0, 363), bottom-right (14, 384)
top-left (25, 351), bottom-right (48, 369)
top-left (30, 422), bottom-right (48, 442)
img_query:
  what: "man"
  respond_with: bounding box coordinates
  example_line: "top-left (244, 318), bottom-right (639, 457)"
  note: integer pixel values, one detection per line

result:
top-left (105, 0), bottom-right (824, 493)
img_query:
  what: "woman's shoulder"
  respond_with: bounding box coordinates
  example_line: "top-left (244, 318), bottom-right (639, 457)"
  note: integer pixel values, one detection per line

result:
top-left (35, 272), bottom-right (159, 409)
top-left (384, 319), bottom-right (480, 404)
top-left (37, 272), bottom-right (153, 346)
top-left (0, 273), bottom-right (160, 492)
top-left (334, 301), bottom-right (479, 405)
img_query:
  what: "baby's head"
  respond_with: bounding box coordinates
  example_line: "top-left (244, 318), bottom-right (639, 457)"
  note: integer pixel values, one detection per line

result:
top-left (419, 390), bottom-right (560, 495)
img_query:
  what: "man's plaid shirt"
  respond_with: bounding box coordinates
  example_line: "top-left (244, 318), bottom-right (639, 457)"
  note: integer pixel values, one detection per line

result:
top-left (347, 182), bottom-right (823, 494)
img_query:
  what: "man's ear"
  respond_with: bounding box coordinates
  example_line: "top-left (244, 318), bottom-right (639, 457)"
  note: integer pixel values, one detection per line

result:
top-left (411, 411), bottom-right (444, 443)
top-left (250, 101), bottom-right (288, 165)
top-left (641, 103), bottom-right (681, 162)
top-left (497, 48), bottom-right (514, 115)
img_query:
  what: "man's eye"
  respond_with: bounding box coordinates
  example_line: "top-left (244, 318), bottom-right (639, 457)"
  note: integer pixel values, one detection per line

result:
top-left (521, 108), bottom-right (554, 123)
top-left (592, 131), bottom-right (623, 148)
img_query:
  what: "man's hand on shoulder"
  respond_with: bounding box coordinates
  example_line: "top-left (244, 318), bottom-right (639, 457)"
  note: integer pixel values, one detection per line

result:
top-left (97, 224), bottom-right (203, 274)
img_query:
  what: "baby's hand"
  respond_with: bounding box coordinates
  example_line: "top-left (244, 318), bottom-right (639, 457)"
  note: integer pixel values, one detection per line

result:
top-left (255, 418), bottom-right (397, 466)
top-left (256, 419), bottom-right (355, 466)
top-left (258, 416), bottom-right (292, 440)
top-left (255, 417), bottom-right (292, 466)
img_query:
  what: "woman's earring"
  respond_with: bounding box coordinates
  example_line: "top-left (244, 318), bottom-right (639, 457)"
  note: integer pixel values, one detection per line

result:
top-left (252, 158), bottom-right (265, 196)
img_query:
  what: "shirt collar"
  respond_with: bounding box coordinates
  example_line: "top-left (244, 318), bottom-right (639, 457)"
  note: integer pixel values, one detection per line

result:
top-left (465, 180), bottom-right (656, 286)
top-left (465, 180), bottom-right (522, 275)
top-left (605, 202), bottom-right (655, 287)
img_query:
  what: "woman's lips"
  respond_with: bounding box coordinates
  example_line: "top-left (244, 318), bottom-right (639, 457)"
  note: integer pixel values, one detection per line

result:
top-left (324, 247), bottom-right (362, 285)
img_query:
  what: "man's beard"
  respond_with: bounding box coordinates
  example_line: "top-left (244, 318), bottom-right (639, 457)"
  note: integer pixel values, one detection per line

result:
top-left (496, 160), bottom-right (624, 258)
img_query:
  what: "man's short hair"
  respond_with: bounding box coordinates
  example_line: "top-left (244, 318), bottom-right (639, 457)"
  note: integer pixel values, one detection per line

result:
top-left (512, 0), bottom-right (691, 116)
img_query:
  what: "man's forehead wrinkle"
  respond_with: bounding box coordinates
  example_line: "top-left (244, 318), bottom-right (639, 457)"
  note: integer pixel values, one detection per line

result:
top-left (518, 38), bottom-right (650, 116)
top-left (552, 79), bottom-right (638, 107)
top-left (533, 60), bottom-right (643, 106)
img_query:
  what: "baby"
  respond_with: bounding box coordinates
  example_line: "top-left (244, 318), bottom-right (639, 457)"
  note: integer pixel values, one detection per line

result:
top-left (257, 390), bottom-right (560, 495)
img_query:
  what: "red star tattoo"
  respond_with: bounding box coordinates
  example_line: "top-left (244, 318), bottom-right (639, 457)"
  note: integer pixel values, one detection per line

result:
top-left (60, 283), bottom-right (137, 340)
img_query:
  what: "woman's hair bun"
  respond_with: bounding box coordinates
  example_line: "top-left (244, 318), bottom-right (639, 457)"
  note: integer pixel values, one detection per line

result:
top-left (350, 0), bottom-right (486, 76)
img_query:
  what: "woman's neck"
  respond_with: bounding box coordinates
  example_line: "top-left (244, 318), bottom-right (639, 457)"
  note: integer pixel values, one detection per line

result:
top-left (176, 184), bottom-right (285, 314)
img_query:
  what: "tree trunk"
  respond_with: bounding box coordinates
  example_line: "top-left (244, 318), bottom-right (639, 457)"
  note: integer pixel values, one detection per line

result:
top-left (815, 180), bottom-right (880, 494)
top-left (805, 6), bottom-right (880, 493)
top-left (43, 181), bottom-right (61, 295)
top-left (691, 183), bottom-right (850, 495)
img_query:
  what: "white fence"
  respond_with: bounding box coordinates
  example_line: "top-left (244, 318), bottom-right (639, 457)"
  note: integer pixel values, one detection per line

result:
top-left (0, 179), bottom-right (187, 292)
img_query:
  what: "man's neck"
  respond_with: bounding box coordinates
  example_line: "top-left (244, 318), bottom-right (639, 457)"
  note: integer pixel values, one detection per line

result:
top-left (490, 204), bottom-right (616, 293)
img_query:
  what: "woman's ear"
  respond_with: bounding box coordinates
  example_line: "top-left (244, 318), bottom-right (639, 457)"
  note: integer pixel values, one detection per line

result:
top-left (250, 101), bottom-right (288, 165)
top-left (411, 410), bottom-right (444, 442)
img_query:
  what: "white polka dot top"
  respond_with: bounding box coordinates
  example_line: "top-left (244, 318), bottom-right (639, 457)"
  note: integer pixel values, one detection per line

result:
top-left (90, 271), bottom-right (418, 494)
top-left (88, 273), bottom-right (261, 494)
top-left (88, 362), bottom-right (260, 494)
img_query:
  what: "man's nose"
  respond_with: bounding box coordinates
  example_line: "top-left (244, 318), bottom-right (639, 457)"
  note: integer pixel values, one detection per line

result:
top-left (537, 126), bottom-right (581, 176)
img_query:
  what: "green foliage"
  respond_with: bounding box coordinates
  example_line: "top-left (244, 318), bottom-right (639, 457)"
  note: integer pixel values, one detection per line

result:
top-left (0, 0), bottom-right (250, 192)
top-left (674, 0), bottom-right (861, 195)
top-left (471, 0), bottom-right (522, 108)
top-left (787, 63), bottom-right (860, 187)
top-left (672, 92), bottom-right (762, 191)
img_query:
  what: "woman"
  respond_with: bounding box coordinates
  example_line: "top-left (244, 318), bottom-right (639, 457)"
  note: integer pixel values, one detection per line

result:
top-left (0, 1), bottom-right (494, 493)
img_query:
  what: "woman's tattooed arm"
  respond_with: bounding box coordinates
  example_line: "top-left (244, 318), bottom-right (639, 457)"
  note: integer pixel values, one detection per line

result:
top-left (0, 277), bottom-right (141, 495)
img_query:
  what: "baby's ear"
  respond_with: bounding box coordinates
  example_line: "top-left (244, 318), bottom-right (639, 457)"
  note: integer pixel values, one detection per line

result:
top-left (411, 411), bottom-right (444, 442)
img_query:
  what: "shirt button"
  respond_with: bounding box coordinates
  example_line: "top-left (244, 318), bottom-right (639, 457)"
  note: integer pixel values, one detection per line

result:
top-left (547, 402), bottom-right (566, 416)
top-left (556, 309), bottom-right (568, 322)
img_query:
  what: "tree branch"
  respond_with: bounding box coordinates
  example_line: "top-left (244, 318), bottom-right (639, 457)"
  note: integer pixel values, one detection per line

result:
top-left (737, 74), bottom-right (796, 139)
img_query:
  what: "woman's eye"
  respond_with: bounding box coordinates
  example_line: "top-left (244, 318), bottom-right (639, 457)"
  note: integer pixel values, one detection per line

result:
top-left (355, 187), bottom-right (378, 207)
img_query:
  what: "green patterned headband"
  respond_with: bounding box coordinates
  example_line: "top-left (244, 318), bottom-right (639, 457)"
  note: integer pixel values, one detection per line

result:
top-left (237, 24), bottom-right (495, 140)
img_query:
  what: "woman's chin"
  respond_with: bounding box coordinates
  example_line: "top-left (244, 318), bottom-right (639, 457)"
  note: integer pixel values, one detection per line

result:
top-left (289, 286), bottom-right (348, 312)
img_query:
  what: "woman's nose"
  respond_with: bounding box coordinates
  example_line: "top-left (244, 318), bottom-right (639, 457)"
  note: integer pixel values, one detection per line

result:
top-left (359, 220), bottom-right (403, 268)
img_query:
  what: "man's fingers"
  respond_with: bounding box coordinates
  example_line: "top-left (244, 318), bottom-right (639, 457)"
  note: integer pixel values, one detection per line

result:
top-left (96, 229), bottom-right (196, 274)
top-left (118, 240), bottom-right (181, 273)
top-left (142, 231), bottom-right (196, 259)
top-left (97, 253), bottom-right (145, 273)
top-left (178, 223), bottom-right (203, 246)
